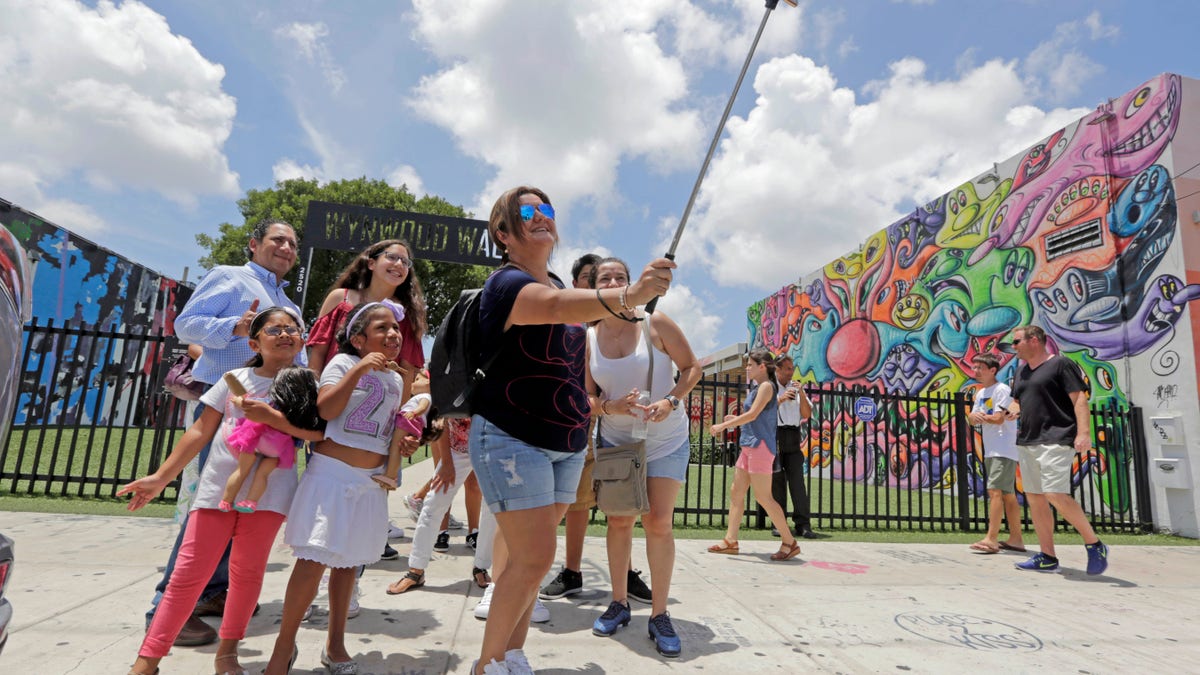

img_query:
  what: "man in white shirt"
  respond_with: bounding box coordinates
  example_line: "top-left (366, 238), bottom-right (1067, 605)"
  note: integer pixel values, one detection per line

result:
top-left (967, 353), bottom-right (1025, 554)
top-left (771, 355), bottom-right (817, 539)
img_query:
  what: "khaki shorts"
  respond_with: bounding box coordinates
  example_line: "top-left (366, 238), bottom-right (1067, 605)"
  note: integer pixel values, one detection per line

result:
top-left (984, 456), bottom-right (1018, 493)
top-left (1017, 443), bottom-right (1074, 495)
top-left (567, 441), bottom-right (596, 512)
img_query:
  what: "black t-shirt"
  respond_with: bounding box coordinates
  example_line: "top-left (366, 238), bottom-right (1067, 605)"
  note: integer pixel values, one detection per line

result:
top-left (1012, 355), bottom-right (1087, 446)
top-left (475, 266), bottom-right (589, 452)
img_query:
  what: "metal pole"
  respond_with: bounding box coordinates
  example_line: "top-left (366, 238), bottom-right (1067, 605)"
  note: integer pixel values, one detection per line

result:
top-left (645, 0), bottom-right (787, 314)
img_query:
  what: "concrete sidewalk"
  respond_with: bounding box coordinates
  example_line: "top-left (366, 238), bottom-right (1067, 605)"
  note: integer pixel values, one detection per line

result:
top-left (3, 457), bottom-right (1198, 674)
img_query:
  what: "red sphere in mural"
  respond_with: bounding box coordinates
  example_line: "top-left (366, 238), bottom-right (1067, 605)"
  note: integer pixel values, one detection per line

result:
top-left (827, 318), bottom-right (880, 379)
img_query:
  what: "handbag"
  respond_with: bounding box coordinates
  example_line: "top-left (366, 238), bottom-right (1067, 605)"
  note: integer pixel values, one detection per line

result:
top-left (593, 320), bottom-right (654, 517)
top-left (163, 351), bottom-right (206, 401)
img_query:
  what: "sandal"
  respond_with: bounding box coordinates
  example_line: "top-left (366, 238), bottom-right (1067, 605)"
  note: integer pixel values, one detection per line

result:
top-left (386, 570), bottom-right (425, 595)
top-left (472, 567), bottom-right (491, 588)
top-left (214, 653), bottom-right (248, 675)
top-left (707, 538), bottom-right (739, 554)
top-left (127, 669), bottom-right (159, 675)
top-left (770, 541), bottom-right (802, 561)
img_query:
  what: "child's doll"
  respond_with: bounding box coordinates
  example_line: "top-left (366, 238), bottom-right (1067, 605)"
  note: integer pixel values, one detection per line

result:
top-left (220, 366), bottom-right (325, 512)
top-left (373, 370), bottom-right (443, 489)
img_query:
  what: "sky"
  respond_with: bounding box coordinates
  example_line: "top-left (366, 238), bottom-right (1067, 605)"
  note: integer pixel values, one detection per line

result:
top-left (1, 0), bottom-right (1197, 355)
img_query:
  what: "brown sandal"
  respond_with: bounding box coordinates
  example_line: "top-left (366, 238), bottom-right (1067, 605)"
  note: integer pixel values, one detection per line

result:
top-left (771, 541), bottom-right (802, 561)
top-left (386, 570), bottom-right (425, 594)
top-left (707, 538), bottom-right (739, 554)
top-left (472, 567), bottom-right (492, 588)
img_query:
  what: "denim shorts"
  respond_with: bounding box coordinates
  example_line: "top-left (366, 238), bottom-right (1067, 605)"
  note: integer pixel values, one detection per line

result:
top-left (598, 435), bottom-right (690, 483)
top-left (469, 416), bottom-right (586, 513)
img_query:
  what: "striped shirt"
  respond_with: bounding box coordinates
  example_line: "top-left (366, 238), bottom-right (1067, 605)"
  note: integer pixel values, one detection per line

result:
top-left (175, 262), bottom-right (307, 384)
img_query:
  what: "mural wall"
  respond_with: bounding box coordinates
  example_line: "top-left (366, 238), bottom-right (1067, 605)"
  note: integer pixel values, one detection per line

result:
top-left (748, 73), bottom-right (1200, 533)
top-left (0, 202), bottom-right (192, 426)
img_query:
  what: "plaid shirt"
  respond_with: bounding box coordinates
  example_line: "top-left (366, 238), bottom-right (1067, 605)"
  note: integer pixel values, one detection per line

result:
top-left (175, 262), bottom-right (307, 384)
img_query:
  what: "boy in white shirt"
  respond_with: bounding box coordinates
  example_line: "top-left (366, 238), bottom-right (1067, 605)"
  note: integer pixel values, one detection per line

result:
top-left (967, 353), bottom-right (1026, 554)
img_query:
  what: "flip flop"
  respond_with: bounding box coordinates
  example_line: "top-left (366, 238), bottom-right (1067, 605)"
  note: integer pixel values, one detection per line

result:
top-left (707, 538), bottom-right (739, 554)
top-left (969, 542), bottom-right (1000, 554)
top-left (998, 542), bottom-right (1027, 553)
top-left (386, 570), bottom-right (425, 595)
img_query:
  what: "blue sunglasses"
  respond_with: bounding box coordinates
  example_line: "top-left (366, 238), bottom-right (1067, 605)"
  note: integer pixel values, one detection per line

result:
top-left (519, 204), bottom-right (556, 221)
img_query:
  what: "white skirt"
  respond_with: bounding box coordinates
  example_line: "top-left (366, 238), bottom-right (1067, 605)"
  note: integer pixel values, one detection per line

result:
top-left (284, 453), bottom-right (387, 568)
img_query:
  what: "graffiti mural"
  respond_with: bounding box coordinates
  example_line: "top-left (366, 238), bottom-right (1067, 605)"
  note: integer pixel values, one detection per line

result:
top-left (749, 74), bottom-right (1197, 512)
top-left (0, 203), bottom-right (191, 426)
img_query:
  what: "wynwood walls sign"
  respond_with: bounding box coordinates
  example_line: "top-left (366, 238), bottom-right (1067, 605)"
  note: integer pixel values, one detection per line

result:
top-left (295, 200), bottom-right (501, 305)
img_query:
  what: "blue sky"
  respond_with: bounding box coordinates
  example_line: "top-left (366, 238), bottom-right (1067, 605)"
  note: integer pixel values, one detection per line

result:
top-left (1, 0), bottom-right (1196, 354)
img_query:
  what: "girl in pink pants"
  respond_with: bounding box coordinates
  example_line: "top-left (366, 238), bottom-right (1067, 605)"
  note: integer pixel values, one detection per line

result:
top-left (120, 308), bottom-right (325, 675)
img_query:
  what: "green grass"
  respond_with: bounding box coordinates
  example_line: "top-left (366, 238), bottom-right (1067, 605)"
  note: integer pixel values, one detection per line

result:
top-left (2, 425), bottom-right (188, 498)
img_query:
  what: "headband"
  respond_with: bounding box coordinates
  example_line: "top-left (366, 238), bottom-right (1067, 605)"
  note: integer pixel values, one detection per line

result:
top-left (344, 299), bottom-right (406, 340)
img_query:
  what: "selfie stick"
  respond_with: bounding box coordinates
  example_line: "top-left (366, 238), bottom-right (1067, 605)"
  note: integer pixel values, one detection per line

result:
top-left (644, 0), bottom-right (793, 314)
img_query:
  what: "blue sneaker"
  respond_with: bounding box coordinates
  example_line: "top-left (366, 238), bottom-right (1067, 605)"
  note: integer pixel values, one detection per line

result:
top-left (648, 612), bottom-right (681, 657)
top-left (592, 601), bottom-right (631, 637)
top-left (1085, 541), bottom-right (1109, 575)
top-left (1014, 552), bottom-right (1059, 572)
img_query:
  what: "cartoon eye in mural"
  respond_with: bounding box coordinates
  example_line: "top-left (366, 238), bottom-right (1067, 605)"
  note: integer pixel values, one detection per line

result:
top-left (992, 203), bottom-right (1007, 230)
top-left (1069, 272), bottom-right (1085, 301)
top-left (1004, 261), bottom-right (1015, 284)
top-left (1034, 290), bottom-right (1056, 313)
top-left (1054, 288), bottom-right (1069, 309)
top-left (1016, 266), bottom-right (1028, 285)
top-left (1126, 87), bottom-right (1151, 118)
top-left (1097, 367), bottom-right (1114, 391)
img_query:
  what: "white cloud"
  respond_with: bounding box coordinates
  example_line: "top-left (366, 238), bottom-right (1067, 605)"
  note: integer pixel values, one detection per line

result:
top-left (678, 55), bottom-right (1089, 289)
top-left (385, 165), bottom-right (425, 197)
top-left (1023, 12), bottom-right (1116, 102)
top-left (0, 0), bottom-right (239, 207)
top-left (655, 282), bottom-right (722, 355)
top-left (406, 0), bottom-right (804, 236)
top-left (275, 21), bottom-right (346, 93)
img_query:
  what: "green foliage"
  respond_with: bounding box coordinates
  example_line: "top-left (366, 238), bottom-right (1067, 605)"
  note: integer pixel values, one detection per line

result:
top-left (194, 177), bottom-right (492, 329)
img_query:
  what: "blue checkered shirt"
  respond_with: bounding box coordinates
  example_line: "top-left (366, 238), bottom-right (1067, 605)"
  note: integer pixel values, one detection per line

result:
top-left (175, 262), bottom-right (308, 384)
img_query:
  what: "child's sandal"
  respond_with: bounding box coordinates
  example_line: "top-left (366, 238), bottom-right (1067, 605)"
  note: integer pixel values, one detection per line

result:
top-left (386, 570), bottom-right (425, 595)
top-left (218, 500), bottom-right (233, 512)
top-left (233, 500), bottom-right (256, 513)
top-left (372, 474), bottom-right (398, 490)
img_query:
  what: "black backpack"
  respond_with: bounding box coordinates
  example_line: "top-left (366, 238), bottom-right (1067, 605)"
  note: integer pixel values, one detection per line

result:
top-left (429, 267), bottom-right (562, 418)
top-left (429, 287), bottom-right (498, 418)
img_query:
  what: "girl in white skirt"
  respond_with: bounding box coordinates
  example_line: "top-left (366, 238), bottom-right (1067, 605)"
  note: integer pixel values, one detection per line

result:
top-left (264, 300), bottom-right (414, 675)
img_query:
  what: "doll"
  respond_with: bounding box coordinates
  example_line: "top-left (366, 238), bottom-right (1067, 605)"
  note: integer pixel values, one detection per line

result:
top-left (220, 367), bottom-right (324, 512)
top-left (374, 370), bottom-right (443, 489)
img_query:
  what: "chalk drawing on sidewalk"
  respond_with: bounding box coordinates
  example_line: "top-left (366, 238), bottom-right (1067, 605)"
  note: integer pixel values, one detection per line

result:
top-left (894, 612), bottom-right (1042, 651)
top-left (805, 561), bottom-right (870, 574)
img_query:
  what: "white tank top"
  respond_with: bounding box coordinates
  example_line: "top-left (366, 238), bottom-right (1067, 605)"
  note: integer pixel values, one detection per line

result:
top-left (587, 323), bottom-right (688, 462)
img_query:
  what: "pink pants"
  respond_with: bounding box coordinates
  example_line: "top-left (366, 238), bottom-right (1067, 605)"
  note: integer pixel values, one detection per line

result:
top-left (140, 508), bottom-right (285, 658)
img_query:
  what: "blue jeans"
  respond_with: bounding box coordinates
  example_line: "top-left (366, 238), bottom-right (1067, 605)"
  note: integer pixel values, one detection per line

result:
top-left (468, 416), bottom-right (585, 513)
top-left (146, 401), bottom-right (231, 625)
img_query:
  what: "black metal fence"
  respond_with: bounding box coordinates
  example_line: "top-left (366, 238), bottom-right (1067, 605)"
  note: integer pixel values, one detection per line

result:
top-left (2, 323), bottom-right (1153, 534)
top-left (2, 319), bottom-right (190, 499)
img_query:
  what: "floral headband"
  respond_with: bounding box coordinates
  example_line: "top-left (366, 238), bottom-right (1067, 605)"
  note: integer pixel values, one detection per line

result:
top-left (344, 299), bottom-right (406, 340)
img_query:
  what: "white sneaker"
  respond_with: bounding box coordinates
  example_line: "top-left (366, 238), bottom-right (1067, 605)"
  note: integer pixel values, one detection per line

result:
top-left (387, 521), bottom-right (405, 539)
top-left (474, 583), bottom-right (494, 620)
top-left (447, 512), bottom-right (465, 530)
top-left (531, 598), bottom-right (550, 623)
top-left (404, 494), bottom-right (424, 521)
top-left (504, 648), bottom-right (534, 675)
top-left (470, 658), bottom-right (510, 675)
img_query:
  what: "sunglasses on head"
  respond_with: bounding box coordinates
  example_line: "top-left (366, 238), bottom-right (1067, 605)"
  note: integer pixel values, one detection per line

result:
top-left (519, 204), bottom-right (555, 222)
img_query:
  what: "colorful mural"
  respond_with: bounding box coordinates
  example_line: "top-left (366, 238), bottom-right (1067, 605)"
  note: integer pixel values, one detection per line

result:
top-left (0, 203), bottom-right (191, 426)
top-left (749, 73), bottom-right (1192, 511)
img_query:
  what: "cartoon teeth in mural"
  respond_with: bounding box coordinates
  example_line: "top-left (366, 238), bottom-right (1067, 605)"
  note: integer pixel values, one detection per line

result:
top-left (935, 178), bottom-right (1012, 251)
top-left (1099, 74), bottom-right (1181, 172)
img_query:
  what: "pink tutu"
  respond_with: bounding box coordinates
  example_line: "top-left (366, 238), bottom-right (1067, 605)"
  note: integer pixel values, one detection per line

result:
top-left (394, 414), bottom-right (426, 439)
top-left (226, 419), bottom-right (297, 469)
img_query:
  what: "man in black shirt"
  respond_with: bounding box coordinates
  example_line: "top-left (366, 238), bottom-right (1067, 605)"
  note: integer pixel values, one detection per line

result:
top-left (1005, 325), bottom-right (1109, 575)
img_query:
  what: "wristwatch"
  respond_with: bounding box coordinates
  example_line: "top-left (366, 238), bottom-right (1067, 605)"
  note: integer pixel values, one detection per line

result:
top-left (664, 394), bottom-right (680, 410)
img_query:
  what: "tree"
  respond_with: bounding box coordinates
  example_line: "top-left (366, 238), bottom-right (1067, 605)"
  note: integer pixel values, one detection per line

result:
top-left (195, 177), bottom-right (493, 331)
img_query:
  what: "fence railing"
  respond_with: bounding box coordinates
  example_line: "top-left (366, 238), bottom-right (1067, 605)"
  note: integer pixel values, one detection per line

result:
top-left (2, 322), bottom-right (1153, 534)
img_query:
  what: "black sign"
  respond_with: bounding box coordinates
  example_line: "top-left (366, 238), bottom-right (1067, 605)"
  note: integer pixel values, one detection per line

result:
top-left (295, 200), bottom-right (501, 303)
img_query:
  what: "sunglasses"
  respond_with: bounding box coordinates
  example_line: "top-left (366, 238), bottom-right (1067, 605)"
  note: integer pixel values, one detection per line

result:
top-left (378, 251), bottom-right (413, 267)
top-left (260, 325), bottom-right (301, 337)
top-left (1011, 338), bottom-right (1023, 345)
top-left (519, 204), bottom-right (556, 222)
